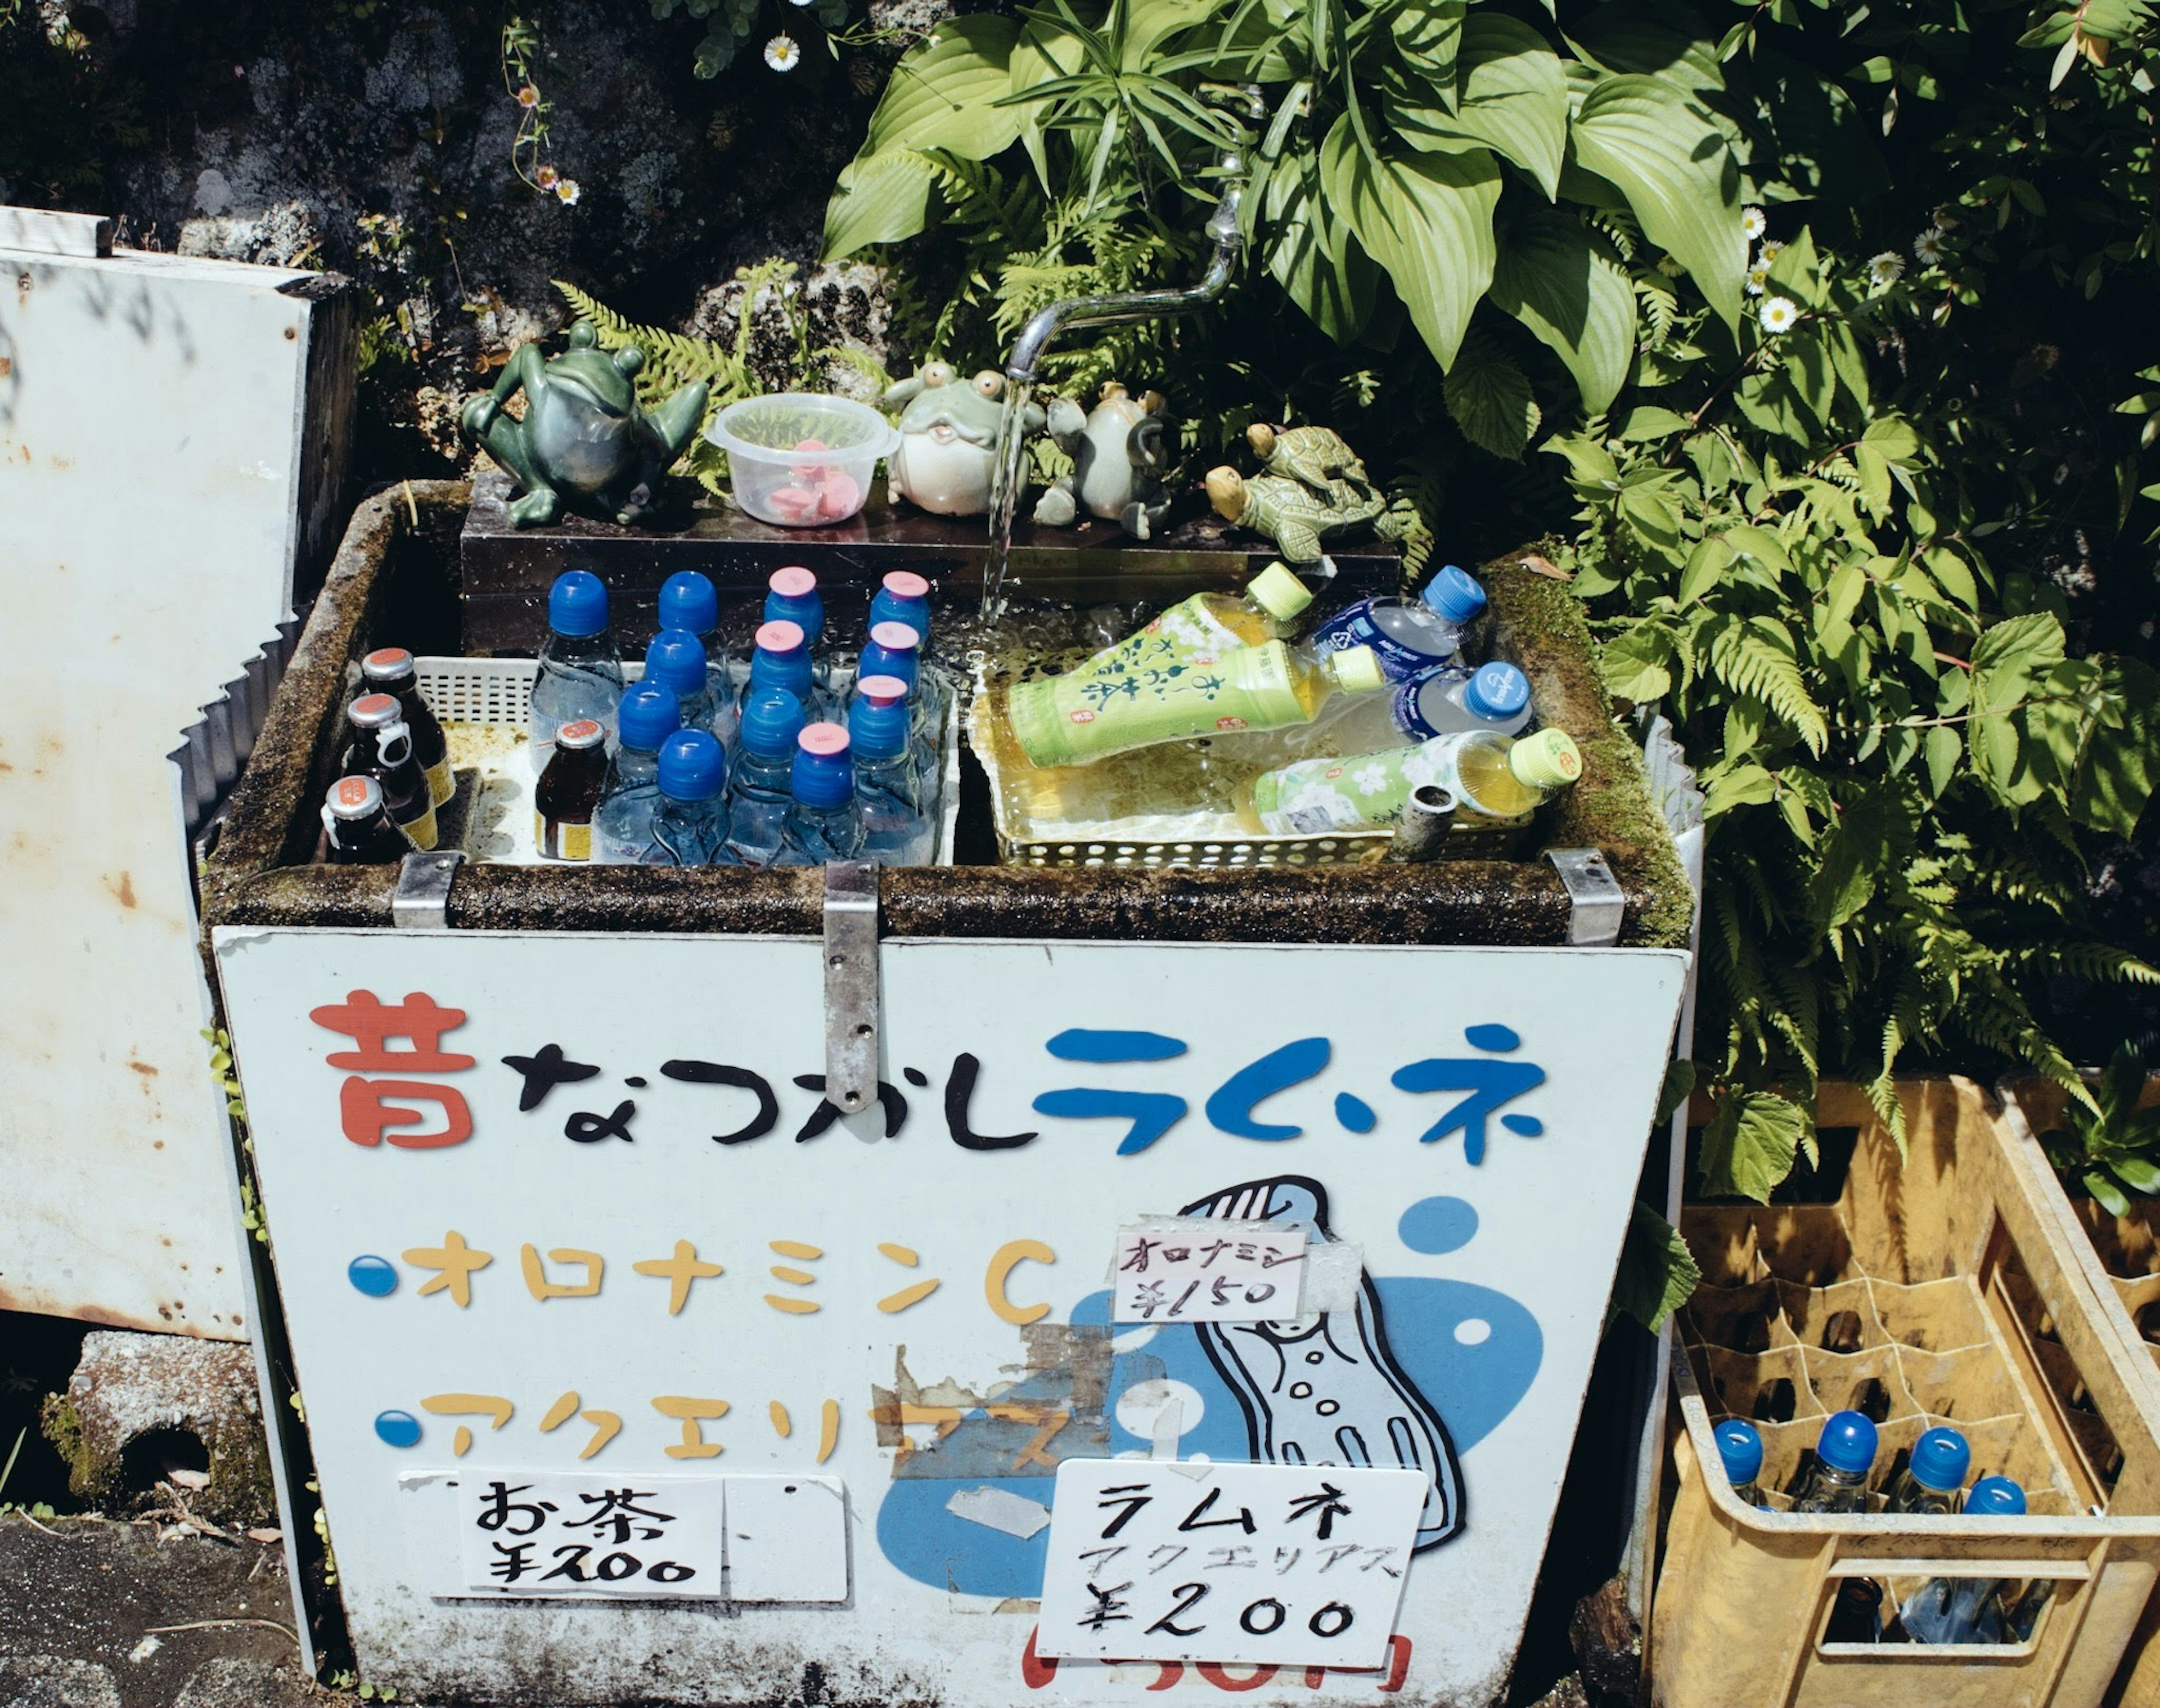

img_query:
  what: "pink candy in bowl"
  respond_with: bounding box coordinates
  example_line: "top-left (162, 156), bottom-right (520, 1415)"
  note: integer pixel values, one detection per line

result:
top-left (705, 394), bottom-right (897, 527)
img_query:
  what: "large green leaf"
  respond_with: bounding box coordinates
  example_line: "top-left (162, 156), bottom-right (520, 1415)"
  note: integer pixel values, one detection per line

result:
top-left (1324, 119), bottom-right (1501, 369)
top-left (1009, 16), bottom-right (1087, 183)
top-left (1117, 0), bottom-right (1223, 65)
top-left (1569, 74), bottom-right (1742, 326)
top-left (1490, 208), bottom-right (1634, 411)
top-left (1564, 3), bottom-right (1723, 96)
top-left (1610, 1201), bottom-right (1700, 1333)
top-left (822, 150), bottom-right (938, 259)
top-left (1394, 0), bottom-right (1465, 83)
top-left (867, 16), bottom-right (1025, 158)
top-left (1263, 153), bottom-right (1376, 342)
top-left (1443, 15), bottom-right (1569, 199)
top-left (1444, 333), bottom-right (1540, 457)
top-left (1699, 1091), bottom-right (1811, 1202)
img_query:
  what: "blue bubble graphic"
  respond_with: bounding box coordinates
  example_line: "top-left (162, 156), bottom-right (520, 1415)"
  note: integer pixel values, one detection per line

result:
top-left (374, 1410), bottom-right (421, 1449)
top-left (1465, 1023), bottom-right (1520, 1052)
top-left (1399, 1194), bottom-right (1480, 1255)
top-left (1501, 1113), bottom-right (1544, 1137)
top-left (1335, 1093), bottom-right (1377, 1134)
top-left (348, 1256), bottom-right (398, 1297)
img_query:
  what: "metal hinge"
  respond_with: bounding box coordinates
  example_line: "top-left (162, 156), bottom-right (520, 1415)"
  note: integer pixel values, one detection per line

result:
top-left (1544, 847), bottom-right (1625, 947)
top-left (392, 849), bottom-right (464, 930)
top-left (823, 861), bottom-right (881, 1114)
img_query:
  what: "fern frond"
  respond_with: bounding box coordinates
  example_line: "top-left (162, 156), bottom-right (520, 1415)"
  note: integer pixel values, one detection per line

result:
top-left (1708, 617), bottom-right (1829, 755)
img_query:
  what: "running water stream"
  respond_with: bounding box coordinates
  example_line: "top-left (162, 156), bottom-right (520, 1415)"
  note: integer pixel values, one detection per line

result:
top-left (978, 377), bottom-right (1037, 624)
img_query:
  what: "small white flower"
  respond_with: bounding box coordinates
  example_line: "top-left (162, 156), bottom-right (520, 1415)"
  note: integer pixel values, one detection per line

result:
top-left (1758, 239), bottom-right (1785, 267)
top-left (1914, 227), bottom-right (1947, 266)
top-left (1742, 206), bottom-right (1767, 240)
top-left (555, 177), bottom-right (581, 205)
top-left (764, 32), bottom-right (801, 70)
top-left (1867, 250), bottom-right (1905, 287)
top-left (1758, 295), bottom-right (1799, 334)
top-left (1745, 264), bottom-right (1768, 297)
top-left (1352, 763), bottom-right (1389, 794)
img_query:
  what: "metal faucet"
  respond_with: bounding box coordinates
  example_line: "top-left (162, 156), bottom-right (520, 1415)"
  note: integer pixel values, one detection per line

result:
top-left (1002, 84), bottom-right (1268, 386)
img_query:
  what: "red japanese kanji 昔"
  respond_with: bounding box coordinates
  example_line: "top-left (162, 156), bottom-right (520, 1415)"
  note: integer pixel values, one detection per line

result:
top-left (310, 990), bottom-right (476, 1149)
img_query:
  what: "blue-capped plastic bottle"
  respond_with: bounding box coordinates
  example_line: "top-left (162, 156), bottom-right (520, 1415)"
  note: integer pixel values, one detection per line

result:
top-left (1897, 1476), bottom-right (2025, 1644)
top-left (645, 628), bottom-right (720, 736)
top-left (1793, 1410), bottom-right (1878, 1513)
top-left (742, 619), bottom-right (827, 721)
top-left (659, 569), bottom-right (732, 706)
top-left (1885, 1426), bottom-right (1970, 1516)
top-left (646, 730), bottom-right (732, 866)
top-left (529, 570), bottom-right (625, 770)
top-left (780, 722), bottom-right (864, 864)
top-left (850, 675), bottom-right (933, 865)
top-left (870, 569), bottom-right (932, 644)
top-left (766, 566), bottom-right (829, 681)
top-left (1328, 659), bottom-right (1534, 753)
top-left (860, 619), bottom-right (938, 767)
top-left (1714, 1418), bottom-right (1768, 1509)
top-left (592, 684), bottom-right (681, 864)
top-left (1308, 564), bottom-right (1487, 682)
top-left (724, 687), bottom-right (807, 869)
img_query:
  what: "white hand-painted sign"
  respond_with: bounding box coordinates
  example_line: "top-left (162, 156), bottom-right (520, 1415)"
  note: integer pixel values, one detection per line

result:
top-left (1038, 1460), bottom-right (1425, 1667)
top-left (1113, 1219), bottom-right (1308, 1323)
top-left (213, 927), bottom-right (1687, 1706)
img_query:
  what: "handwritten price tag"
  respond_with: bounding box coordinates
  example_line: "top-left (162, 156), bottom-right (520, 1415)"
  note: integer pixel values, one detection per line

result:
top-left (1112, 1219), bottom-right (1307, 1323)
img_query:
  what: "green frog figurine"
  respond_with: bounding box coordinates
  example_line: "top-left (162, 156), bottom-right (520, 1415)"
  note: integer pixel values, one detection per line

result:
top-left (1204, 422), bottom-right (1406, 566)
top-left (460, 320), bottom-right (709, 529)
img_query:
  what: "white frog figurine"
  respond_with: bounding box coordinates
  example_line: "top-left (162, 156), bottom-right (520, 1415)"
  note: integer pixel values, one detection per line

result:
top-left (1031, 381), bottom-right (1176, 539)
top-left (879, 362), bottom-right (1045, 517)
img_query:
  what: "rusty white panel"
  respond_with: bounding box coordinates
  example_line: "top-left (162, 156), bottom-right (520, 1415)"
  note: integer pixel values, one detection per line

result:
top-left (214, 927), bottom-right (1687, 1705)
top-left (0, 240), bottom-right (326, 1338)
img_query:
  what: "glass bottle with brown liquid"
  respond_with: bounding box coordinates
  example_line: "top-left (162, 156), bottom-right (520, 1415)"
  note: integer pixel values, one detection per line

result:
top-left (536, 718), bottom-right (608, 860)
top-left (319, 774), bottom-right (415, 864)
top-left (340, 693), bottom-right (438, 849)
top-left (361, 648), bottom-right (452, 807)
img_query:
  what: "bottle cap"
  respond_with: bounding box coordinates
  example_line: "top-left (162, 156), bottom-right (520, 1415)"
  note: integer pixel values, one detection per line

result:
top-left (755, 619), bottom-right (806, 657)
top-left (1714, 1418), bottom-right (1764, 1487)
top-left (658, 570), bottom-right (718, 638)
top-left (740, 686), bottom-right (807, 759)
top-left (1248, 562), bottom-right (1315, 622)
top-left (770, 566), bottom-right (818, 600)
top-left (349, 692), bottom-right (402, 728)
top-left (862, 622), bottom-right (922, 690)
top-left (658, 729), bottom-right (726, 801)
top-left (1965, 1475), bottom-right (2027, 1517)
top-left (327, 775), bottom-right (384, 820)
top-left (793, 722), bottom-right (854, 807)
top-left (1909, 1426), bottom-right (1972, 1493)
top-left (1421, 565), bottom-right (1487, 624)
top-left (1815, 1410), bottom-right (1879, 1476)
top-left (361, 647), bottom-right (416, 683)
top-left (644, 628), bottom-right (709, 698)
top-left (556, 718), bottom-right (606, 750)
top-left (548, 569), bottom-right (609, 637)
top-left (616, 682), bottom-right (682, 751)
top-left (882, 570), bottom-right (930, 602)
top-left (868, 621), bottom-right (921, 654)
top-left (1330, 644), bottom-right (1387, 694)
top-left (1508, 728), bottom-right (1582, 790)
top-left (849, 675), bottom-right (913, 759)
top-left (1463, 661), bottom-right (1531, 722)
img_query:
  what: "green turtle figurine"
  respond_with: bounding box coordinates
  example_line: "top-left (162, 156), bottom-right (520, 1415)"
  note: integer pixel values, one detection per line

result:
top-left (460, 320), bottom-right (709, 529)
top-left (1204, 422), bottom-right (1405, 566)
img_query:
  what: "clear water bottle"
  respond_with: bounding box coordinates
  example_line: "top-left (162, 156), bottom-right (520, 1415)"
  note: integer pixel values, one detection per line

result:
top-left (1713, 1418), bottom-right (1767, 1509)
top-left (1793, 1410), bottom-right (1877, 1513)
top-left (592, 684), bottom-right (681, 864)
top-left (530, 569), bottom-right (625, 770)
top-left (658, 569), bottom-right (731, 708)
top-left (1885, 1426), bottom-right (1970, 1516)
top-left (645, 628), bottom-right (720, 736)
top-left (1898, 1476), bottom-right (2024, 1644)
top-left (860, 620), bottom-right (938, 763)
top-left (766, 567), bottom-right (829, 685)
top-left (781, 722), bottom-right (863, 864)
top-left (646, 730), bottom-right (731, 866)
top-left (1329, 659), bottom-right (1534, 752)
top-left (725, 686), bottom-right (807, 868)
top-left (743, 619), bottom-right (826, 720)
top-left (850, 675), bottom-right (933, 865)
top-left (1308, 564), bottom-right (1487, 681)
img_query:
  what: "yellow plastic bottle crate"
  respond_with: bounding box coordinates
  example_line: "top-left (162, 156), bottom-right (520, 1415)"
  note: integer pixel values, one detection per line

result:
top-left (1653, 1078), bottom-right (2160, 1708)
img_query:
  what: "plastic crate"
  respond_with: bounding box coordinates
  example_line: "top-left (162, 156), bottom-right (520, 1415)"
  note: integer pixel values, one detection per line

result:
top-left (1653, 1078), bottom-right (2160, 1708)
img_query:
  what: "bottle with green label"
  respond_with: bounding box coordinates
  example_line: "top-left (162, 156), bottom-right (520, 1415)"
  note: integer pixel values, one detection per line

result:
top-left (1008, 634), bottom-right (1388, 768)
top-left (1060, 564), bottom-right (1315, 691)
top-left (1241, 727), bottom-right (1582, 835)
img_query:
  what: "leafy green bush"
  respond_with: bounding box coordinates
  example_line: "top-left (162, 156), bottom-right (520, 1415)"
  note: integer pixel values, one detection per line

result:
top-left (2038, 1044), bottom-right (2160, 1213)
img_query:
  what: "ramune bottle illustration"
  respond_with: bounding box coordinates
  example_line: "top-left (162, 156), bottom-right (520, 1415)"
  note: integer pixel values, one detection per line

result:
top-left (646, 730), bottom-right (731, 868)
top-left (849, 675), bottom-right (932, 865)
top-left (1308, 564), bottom-right (1485, 681)
top-left (529, 569), bottom-right (624, 768)
top-left (780, 723), bottom-right (863, 864)
top-left (1792, 1410), bottom-right (1877, 1514)
top-left (725, 687), bottom-right (807, 869)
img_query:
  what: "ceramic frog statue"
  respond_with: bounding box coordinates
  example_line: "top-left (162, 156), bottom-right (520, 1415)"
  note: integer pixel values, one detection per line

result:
top-left (1030, 381), bottom-right (1175, 538)
top-left (460, 320), bottom-right (709, 529)
top-left (1204, 421), bottom-right (1407, 566)
top-left (879, 362), bottom-right (1045, 517)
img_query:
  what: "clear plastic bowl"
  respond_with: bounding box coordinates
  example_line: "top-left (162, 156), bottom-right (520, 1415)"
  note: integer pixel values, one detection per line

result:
top-left (706, 393), bottom-right (899, 528)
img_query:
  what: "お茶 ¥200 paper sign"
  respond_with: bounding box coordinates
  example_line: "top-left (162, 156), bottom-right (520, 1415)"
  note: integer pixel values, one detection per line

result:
top-left (213, 927), bottom-right (1687, 1706)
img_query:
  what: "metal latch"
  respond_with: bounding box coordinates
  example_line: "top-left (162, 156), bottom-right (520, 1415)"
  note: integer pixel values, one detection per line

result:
top-left (392, 850), bottom-right (464, 930)
top-left (1544, 847), bottom-right (1624, 947)
top-left (822, 861), bottom-right (881, 1114)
